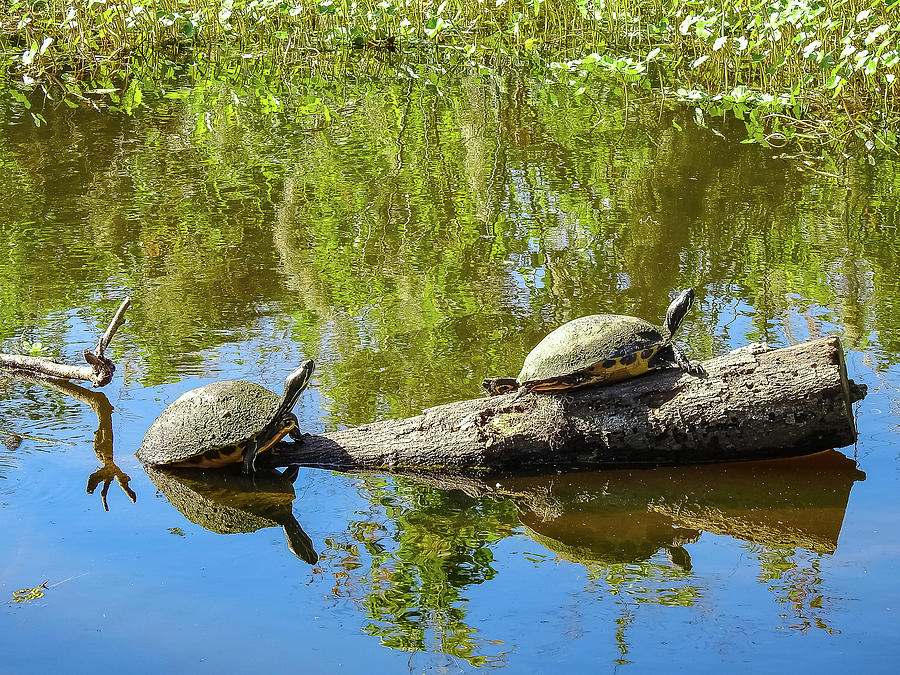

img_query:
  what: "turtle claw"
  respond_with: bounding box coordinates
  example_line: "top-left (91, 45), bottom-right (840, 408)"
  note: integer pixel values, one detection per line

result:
top-left (687, 361), bottom-right (707, 378)
top-left (669, 343), bottom-right (706, 379)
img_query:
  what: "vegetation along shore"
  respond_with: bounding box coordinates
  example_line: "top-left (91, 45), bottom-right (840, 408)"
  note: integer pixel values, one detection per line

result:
top-left (1, 0), bottom-right (898, 158)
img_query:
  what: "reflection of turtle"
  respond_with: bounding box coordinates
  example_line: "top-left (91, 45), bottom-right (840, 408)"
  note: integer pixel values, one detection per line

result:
top-left (146, 466), bottom-right (318, 564)
top-left (483, 289), bottom-right (705, 395)
top-left (137, 361), bottom-right (314, 473)
top-left (524, 524), bottom-right (699, 569)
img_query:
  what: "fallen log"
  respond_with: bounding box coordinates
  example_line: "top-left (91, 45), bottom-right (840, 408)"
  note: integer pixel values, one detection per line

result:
top-left (269, 337), bottom-right (865, 472)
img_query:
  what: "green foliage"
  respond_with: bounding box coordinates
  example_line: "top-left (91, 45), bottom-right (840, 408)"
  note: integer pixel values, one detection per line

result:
top-left (21, 339), bottom-right (46, 355)
top-left (0, 0), bottom-right (897, 149)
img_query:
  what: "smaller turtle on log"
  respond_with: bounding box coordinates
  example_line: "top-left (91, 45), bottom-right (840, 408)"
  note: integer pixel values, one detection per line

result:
top-left (483, 289), bottom-right (705, 396)
top-left (137, 360), bottom-right (315, 474)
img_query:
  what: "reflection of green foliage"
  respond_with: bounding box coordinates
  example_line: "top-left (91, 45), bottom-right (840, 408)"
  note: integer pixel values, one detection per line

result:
top-left (322, 478), bottom-right (518, 666)
top-left (0, 69), bottom-right (899, 412)
top-left (587, 560), bottom-right (701, 608)
top-left (614, 608), bottom-right (634, 665)
top-left (755, 546), bottom-right (838, 633)
top-left (756, 545), bottom-right (798, 582)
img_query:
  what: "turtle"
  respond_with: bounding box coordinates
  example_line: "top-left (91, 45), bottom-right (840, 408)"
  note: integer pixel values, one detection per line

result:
top-left (482, 289), bottom-right (705, 396)
top-left (137, 360), bottom-right (315, 474)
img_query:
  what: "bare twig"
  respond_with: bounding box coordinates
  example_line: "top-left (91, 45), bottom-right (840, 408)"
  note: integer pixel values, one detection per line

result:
top-left (0, 428), bottom-right (75, 446)
top-left (93, 296), bottom-right (131, 358)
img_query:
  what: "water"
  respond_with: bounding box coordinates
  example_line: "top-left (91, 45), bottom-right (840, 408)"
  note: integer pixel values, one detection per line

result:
top-left (0, 76), bottom-right (898, 672)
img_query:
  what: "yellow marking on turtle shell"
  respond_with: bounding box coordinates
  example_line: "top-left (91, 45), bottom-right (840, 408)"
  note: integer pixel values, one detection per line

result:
top-left (169, 420), bottom-right (297, 468)
top-left (528, 345), bottom-right (660, 392)
top-left (176, 445), bottom-right (246, 468)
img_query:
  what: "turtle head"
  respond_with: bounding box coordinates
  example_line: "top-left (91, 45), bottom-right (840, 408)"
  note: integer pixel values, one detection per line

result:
top-left (242, 361), bottom-right (316, 475)
top-left (281, 360), bottom-right (315, 411)
top-left (264, 360), bottom-right (315, 431)
top-left (664, 289), bottom-right (695, 339)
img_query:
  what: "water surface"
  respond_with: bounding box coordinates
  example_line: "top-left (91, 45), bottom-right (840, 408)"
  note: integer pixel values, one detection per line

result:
top-left (1, 75), bottom-right (898, 671)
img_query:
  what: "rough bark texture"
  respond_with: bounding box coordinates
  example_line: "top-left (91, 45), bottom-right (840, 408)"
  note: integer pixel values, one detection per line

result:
top-left (270, 337), bottom-right (864, 472)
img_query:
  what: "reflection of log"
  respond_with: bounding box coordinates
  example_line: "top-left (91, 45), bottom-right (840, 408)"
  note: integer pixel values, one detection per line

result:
top-left (146, 467), bottom-right (318, 564)
top-left (0, 297), bottom-right (130, 387)
top-left (386, 450), bottom-right (864, 561)
top-left (504, 450), bottom-right (864, 558)
top-left (272, 337), bottom-right (865, 471)
top-left (9, 371), bottom-right (135, 509)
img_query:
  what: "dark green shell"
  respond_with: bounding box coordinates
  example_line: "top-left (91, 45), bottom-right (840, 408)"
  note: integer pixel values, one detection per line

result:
top-left (137, 381), bottom-right (287, 467)
top-left (517, 314), bottom-right (666, 386)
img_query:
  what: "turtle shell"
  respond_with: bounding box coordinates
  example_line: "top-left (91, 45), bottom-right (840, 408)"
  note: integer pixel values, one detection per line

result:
top-left (137, 381), bottom-right (290, 467)
top-left (517, 314), bottom-right (667, 390)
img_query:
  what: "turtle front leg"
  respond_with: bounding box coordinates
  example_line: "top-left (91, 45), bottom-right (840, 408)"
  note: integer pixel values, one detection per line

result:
top-left (670, 343), bottom-right (707, 378)
top-left (242, 439), bottom-right (260, 475)
top-left (482, 377), bottom-right (519, 396)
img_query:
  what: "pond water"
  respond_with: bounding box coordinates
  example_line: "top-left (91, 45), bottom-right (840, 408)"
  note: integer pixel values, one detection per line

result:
top-left (0, 74), bottom-right (898, 672)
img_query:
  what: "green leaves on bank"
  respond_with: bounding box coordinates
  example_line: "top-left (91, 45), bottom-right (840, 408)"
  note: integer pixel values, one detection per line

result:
top-left (0, 0), bottom-right (898, 153)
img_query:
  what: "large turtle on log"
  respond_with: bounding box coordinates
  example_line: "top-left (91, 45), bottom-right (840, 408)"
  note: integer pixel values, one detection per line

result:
top-left (137, 360), bottom-right (315, 474)
top-left (483, 289), bottom-right (705, 395)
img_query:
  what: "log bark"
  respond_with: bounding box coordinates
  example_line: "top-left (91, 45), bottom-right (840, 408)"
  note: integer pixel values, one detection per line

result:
top-left (0, 297), bottom-right (130, 387)
top-left (269, 337), bottom-right (865, 472)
